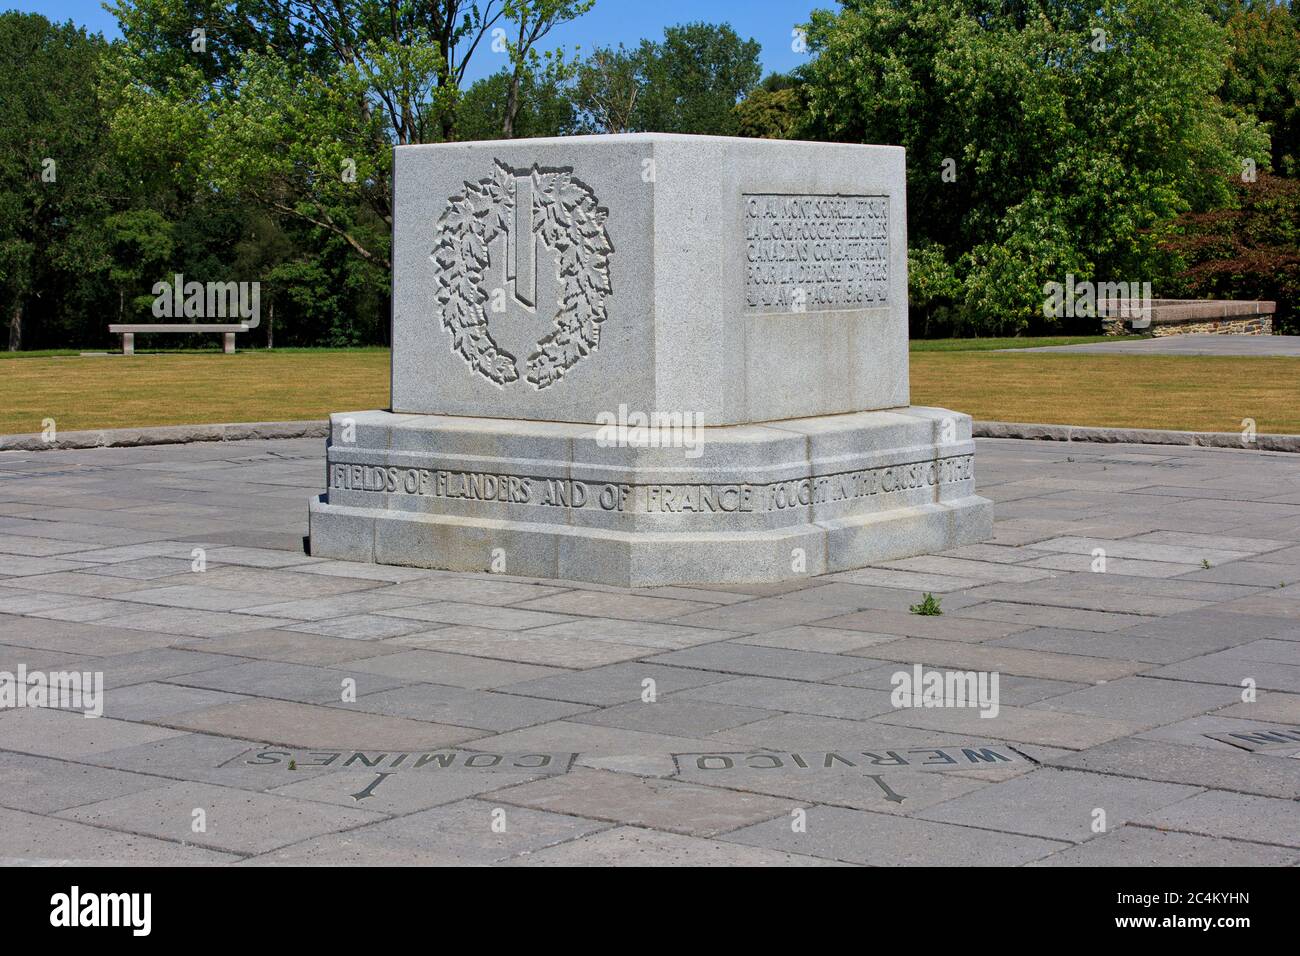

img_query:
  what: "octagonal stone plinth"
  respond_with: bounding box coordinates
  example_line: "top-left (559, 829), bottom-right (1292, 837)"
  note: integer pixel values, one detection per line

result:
top-left (309, 406), bottom-right (991, 587)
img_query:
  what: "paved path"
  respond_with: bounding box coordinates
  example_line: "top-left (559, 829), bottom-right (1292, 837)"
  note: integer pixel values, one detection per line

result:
top-left (1, 438), bottom-right (1298, 866)
top-left (1007, 334), bottom-right (1300, 356)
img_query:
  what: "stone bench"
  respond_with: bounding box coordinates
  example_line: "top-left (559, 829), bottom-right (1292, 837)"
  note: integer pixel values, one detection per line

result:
top-left (108, 323), bottom-right (249, 355)
top-left (1100, 300), bottom-right (1276, 336)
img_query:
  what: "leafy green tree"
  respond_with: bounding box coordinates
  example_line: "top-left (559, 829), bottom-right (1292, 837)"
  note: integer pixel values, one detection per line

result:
top-left (229, 210), bottom-right (293, 347)
top-left (1222, 1), bottom-right (1300, 176)
top-left (496, 0), bottom-right (592, 137)
top-left (572, 23), bottom-right (762, 135)
top-left (103, 209), bottom-right (175, 322)
top-left (633, 22), bottom-right (761, 135)
top-left (1161, 172), bottom-right (1300, 332)
top-left (735, 73), bottom-right (804, 139)
top-left (458, 66), bottom-right (577, 139)
top-left (106, 1), bottom-right (595, 273)
top-left (797, 0), bottom-right (1269, 335)
top-left (571, 44), bottom-right (641, 133)
top-left (907, 241), bottom-right (965, 338)
top-left (0, 13), bottom-right (114, 349)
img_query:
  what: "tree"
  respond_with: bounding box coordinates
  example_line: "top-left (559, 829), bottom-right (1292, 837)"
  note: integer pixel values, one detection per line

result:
top-left (735, 73), bottom-right (804, 139)
top-left (0, 13), bottom-right (114, 350)
top-left (103, 209), bottom-right (174, 323)
top-left (228, 209), bottom-right (293, 347)
top-left (1161, 172), bottom-right (1300, 333)
top-left (571, 45), bottom-right (641, 133)
top-left (497, 0), bottom-right (592, 137)
top-left (1222, 1), bottom-right (1300, 176)
top-left (572, 23), bottom-right (762, 135)
top-left (106, 0), bottom-right (515, 140)
top-left (458, 66), bottom-right (576, 139)
top-left (797, 0), bottom-right (1270, 335)
top-left (633, 22), bottom-right (761, 135)
top-left (106, 0), bottom-right (595, 273)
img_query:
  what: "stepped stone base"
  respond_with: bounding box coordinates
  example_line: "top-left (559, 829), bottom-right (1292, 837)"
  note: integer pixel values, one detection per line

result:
top-left (308, 406), bottom-right (992, 587)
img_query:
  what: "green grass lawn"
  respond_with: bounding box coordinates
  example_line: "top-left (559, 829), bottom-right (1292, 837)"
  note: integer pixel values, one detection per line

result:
top-left (0, 348), bottom-right (82, 359)
top-left (1, 342), bottom-right (1296, 436)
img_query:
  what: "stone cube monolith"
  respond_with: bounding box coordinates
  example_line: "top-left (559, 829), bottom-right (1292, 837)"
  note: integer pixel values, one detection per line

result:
top-left (309, 133), bottom-right (992, 586)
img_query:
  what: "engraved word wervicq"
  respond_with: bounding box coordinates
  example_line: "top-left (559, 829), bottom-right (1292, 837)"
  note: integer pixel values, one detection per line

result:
top-left (310, 134), bottom-right (992, 587)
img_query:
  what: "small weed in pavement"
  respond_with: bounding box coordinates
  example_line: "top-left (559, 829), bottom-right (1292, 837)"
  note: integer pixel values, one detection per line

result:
top-left (910, 593), bottom-right (942, 616)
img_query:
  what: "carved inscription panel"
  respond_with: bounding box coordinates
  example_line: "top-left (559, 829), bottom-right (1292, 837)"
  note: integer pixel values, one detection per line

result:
top-left (329, 455), bottom-right (973, 516)
top-left (744, 194), bottom-right (889, 312)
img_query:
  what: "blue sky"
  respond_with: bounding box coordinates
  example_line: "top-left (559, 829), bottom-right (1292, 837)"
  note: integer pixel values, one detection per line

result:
top-left (10, 1), bottom-right (822, 82)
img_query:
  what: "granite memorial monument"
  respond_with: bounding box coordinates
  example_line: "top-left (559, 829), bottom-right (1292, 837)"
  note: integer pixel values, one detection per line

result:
top-left (309, 133), bottom-right (992, 586)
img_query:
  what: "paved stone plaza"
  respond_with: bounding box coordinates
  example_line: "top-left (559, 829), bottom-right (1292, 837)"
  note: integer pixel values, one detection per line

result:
top-left (1, 436), bottom-right (1298, 866)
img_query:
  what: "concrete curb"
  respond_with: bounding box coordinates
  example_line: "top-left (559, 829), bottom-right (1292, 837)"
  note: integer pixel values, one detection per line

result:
top-left (974, 420), bottom-right (1300, 453)
top-left (2, 417), bottom-right (1297, 454)
top-left (0, 420), bottom-right (328, 452)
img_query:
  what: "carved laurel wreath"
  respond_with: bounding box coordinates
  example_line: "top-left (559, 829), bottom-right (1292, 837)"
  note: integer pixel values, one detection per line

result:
top-left (432, 160), bottom-right (614, 389)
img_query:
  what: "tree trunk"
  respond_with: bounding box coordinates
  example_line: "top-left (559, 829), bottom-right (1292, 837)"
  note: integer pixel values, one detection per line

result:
top-left (438, 33), bottom-right (456, 141)
top-left (7, 300), bottom-right (21, 352)
top-left (502, 70), bottom-right (522, 138)
top-left (267, 298), bottom-right (274, 349)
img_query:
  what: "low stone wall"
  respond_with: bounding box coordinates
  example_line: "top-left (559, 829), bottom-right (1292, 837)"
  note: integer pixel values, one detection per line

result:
top-left (1102, 315), bottom-right (1273, 336)
top-left (973, 420), bottom-right (1300, 453)
top-left (1148, 315), bottom-right (1272, 336)
top-left (1101, 299), bottom-right (1276, 336)
top-left (0, 419), bottom-right (328, 452)
top-left (6, 417), bottom-right (1297, 456)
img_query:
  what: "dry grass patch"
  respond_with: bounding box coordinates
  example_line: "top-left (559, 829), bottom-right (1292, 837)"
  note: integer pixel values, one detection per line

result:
top-left (1, 348), bottom-right (1297, 437)
top-left (0, 350), bottom-right (390, 434)
top-left (911, 353), bottom-right (1300, 433)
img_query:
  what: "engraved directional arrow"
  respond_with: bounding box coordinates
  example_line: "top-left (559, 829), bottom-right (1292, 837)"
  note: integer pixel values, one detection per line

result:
top-left (351, 772), bottom-right (393, 802)
top-left (865, 773), bottom-right (906, 804)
